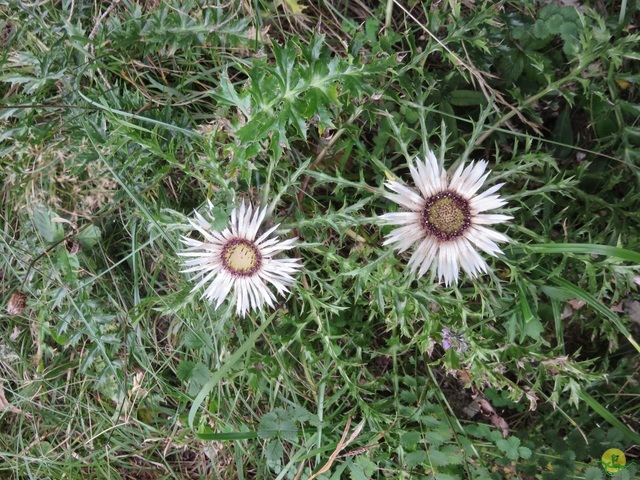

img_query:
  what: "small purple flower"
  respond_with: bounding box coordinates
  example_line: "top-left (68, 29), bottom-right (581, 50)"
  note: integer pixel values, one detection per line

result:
top-left (441, 328), bottom-right (469, 354)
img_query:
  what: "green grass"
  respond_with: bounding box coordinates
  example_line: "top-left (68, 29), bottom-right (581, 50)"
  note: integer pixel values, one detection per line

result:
top-left (1, 0), bottom-right (640, 479)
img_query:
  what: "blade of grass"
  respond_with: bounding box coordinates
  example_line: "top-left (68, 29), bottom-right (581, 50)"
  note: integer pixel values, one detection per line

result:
top-left (579, 391), bottom-right (640, 444)
top-left (187, 311), bottom-right (276, 428)
top-left (524, 243), bottom-right (640, 263)
top-left (196, 431), bottom-right (259, 441)
top-left (537, 267), bottom-right (640, 354)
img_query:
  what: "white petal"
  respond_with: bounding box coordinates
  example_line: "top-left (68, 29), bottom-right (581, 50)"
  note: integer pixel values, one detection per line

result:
top-left (452, 161), bottom-right (490, 197)
top-left (437, 243), bottom-right (459, 286)
top-left (454, 238), bottom-right (488, 278)
top-left (384, 181), bottom-right (424, 210)
top-left (378, 211), bottom-right (421, 226)
top-left (465, 225), bottom-right (508, 256)
top-left (472, 214), bottom-right (513, 225)
top-left (180, 200), bottom-right (300, 316)
top-left (383, 224), bottom-right (425, 253)
top-left (407, 237), bottom-right (438, 277)
top-left (471, 194), bottom-right (507, 213)
top-left (247, 205), bottom-right (267, 241)
top-left (416, 153), bottom-right (445, 196)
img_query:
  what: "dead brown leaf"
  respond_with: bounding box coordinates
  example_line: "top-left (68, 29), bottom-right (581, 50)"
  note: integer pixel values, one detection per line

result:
top-left (0, 377), bottom-right (22, 414)
top-left (490, 413), bottom-right (510, 438)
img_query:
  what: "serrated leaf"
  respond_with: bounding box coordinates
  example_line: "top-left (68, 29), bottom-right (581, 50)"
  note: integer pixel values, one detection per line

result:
top-left (33, 208), bottom-right (64, 243)
top-left (286, 404), bottom-right (311, 423)
top-left (400, 390), bottom-right (418, 403)
top-left (236, 114), bottom-right (277, 144)
top-left (280, 0), bottom-right (306, 15)
top-left (518, 446), bottom-right (532, 460)
top-left (77, 225), bottom-right (101, 248)
top-left (424, 430), bottom-right (448, 448)
top-left (183, 332), bottom-right (205, 350)
top-left (405, 450), bottom-right (427, 468)
top-left (420, 415), bottom-right (442, 428)
top-left (427, 448), bottom-right (450, 467)
top-left (176, 360), bottom-right (196, 381)
top-left (609, 469), bottom-right (632, 480)
top-left (187, 363), bottom-right (212, 397)
top-left (57, 248), bottom-right (80, 275)
top-left (466, 423), bottom-right (491, 440)
top-left (497, 51), bottom-right (525, 83)
top-left (354, 456), bottom-right (377, 477)
top-left (583, 466), bottom-right (604, 480)
top-left (428, 474), bottom-right (460, 480)
top-left (545, 14), bottom-right (565, 35)
top-left (400, 431), bottom-right (421, 448)
top-left (264, 439), bottom-right (284, 469)
top-left (258, 408), bottom-right (298, 442)
top-left (440, 445), bottom-right (463, 464)
top-left (211, 75), bottom-right (251, 114)
top-left (496, 437), bottom-right (521, 461)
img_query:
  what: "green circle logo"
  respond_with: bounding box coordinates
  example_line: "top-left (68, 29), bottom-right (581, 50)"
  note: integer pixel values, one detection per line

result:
top-left (601, 448), bottom-right (626, 474)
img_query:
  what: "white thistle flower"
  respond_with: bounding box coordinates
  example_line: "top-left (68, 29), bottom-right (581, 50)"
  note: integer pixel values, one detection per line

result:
top-left (179, 201), bottom-right (301, 316)
top-left (379, 149), bottom-right (512, 286)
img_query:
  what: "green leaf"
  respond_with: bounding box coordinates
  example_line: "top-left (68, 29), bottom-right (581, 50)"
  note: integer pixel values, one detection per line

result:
top-left (405, 450), bottom-right (427, 468)
top-left (517, 283), bottom-right (544, 340)
top-left (286, 404), bottom-right (312, 423)
top-left (439, 100), bottom-right (459, 141)
top-left (33, 208), bottom-right (65, 243)
top-left (364, 17), bottom-right (379, 42)
top-left (190, 363), bottom-right (212, 386)
top-left (525, 243), bottom-right (640, 263)
top-left (353, 456), bottom-right (377, 477)
top-left (583, 466), bottom-right (604, 480)
top-left (176, 361), bottom-right (196, 381)
top-left (440, 445), bottom-right (464, 465)
top-left (77, 225), bottom-right (101, 248)
top-left (264, 439), bottom-right (284, 469)
top-left (281, 0), bottom-right (306, 15)
top-left (188, 312), bottom-right (276, 428)
top-left (196, 431), bottom-right (259, 441)
top-left (258, 408), bottom-right (298, 442)
top-left (578, 391), bottom-right (640, 444)
top-left (443, 348), bottom-right (461, 370)
top-left (424, 430), bottom-right (447, 448)
top-left (496, 436), bottom-right (521, 461)
top-left (183, 331), bottom-right (205, 350)
top-left (518, 446), bottom-right (532, 460)
top-left (400, 431), bottom-right (421, 448)
top-left (448, 90), bottom-right (488, 107)
top-left (497, 50), bottom-right (525, 83)
top-left (427, 474), bottom-right (459, 480)
top-left (427, 448), bottom-right (450, 467)
top-left (57, 248), bottom-right (80, 277)
top-left (553, 107), bottom-right (573, 159)
top-left (545, 14), bottom-right (565, 35)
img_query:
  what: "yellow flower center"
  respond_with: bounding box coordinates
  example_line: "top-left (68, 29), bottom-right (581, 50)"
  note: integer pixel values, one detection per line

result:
top-left (222, 239), bottom-right (261, 276)
top-left (422, 191), bottom-right (470, 240)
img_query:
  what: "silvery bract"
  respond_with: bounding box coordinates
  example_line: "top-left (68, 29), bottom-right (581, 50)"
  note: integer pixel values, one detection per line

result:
top-left (180, 201), bottom-right (301, 316)
top-left (380, 149), bottom-right (511, 286)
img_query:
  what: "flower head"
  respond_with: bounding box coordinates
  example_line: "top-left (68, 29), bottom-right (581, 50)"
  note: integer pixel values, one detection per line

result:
top-left (379, 149), bottom-right (511, 286)
top-left (180, 201), bottom-right (301, 316)
top-left (441, 328), bottom-right (469, 354)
